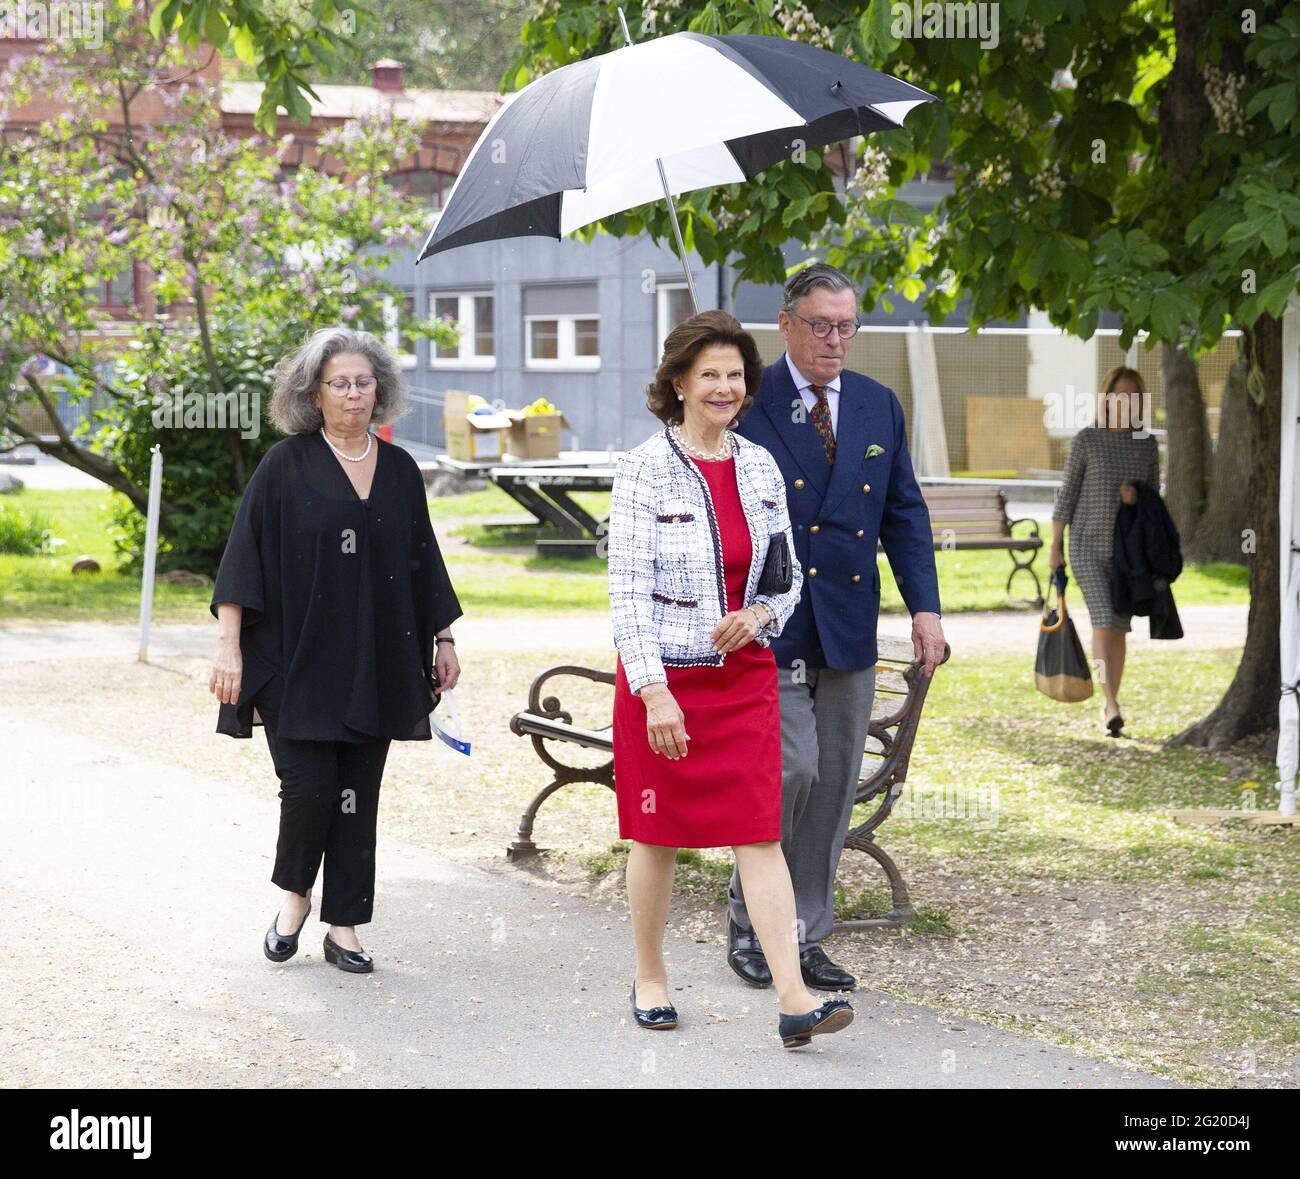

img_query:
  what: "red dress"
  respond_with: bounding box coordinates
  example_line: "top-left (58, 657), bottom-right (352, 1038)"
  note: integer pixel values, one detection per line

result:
top-left (612, 455), bottom-right (782, 847)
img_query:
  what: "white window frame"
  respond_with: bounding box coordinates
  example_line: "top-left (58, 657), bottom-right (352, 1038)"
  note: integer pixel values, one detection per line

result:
top-left (429, 291), bottom-right (496, 370)
top-left (656, 282), bottom-right (692, 358)
top-left (524, 312), bottom-right (601, 370)
top-left (382, 290), bottom-right (418, 369)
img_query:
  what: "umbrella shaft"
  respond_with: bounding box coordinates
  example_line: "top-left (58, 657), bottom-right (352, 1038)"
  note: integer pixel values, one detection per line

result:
top-left (620, 5), bottom-right (700, 315)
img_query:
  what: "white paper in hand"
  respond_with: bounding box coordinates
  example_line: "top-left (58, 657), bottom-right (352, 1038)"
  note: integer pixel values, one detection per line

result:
top-left (430, 688), bottom-right (471, 756)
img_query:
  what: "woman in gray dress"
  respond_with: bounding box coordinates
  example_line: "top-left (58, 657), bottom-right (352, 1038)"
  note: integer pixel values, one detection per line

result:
top-left (1049, 366), bottom-right (1160, 736)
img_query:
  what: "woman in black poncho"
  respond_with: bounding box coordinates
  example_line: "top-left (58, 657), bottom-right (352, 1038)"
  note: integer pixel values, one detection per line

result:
top-left (208, 326), bottom-right (462, 973)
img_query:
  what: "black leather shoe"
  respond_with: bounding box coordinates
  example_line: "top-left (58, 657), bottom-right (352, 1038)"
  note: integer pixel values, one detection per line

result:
top-left (727, 917), bottom-right (773, 988)
top-left (1106, 713), bottom-right (1125, 737)
top-left (631, 982), bottom-right (678, 1030)
top-left (778, 998), bottom-right (854, 1048)
top-left (800, 944), bottom-right (857, 991)
top-left (323, 931), bottom-right (374, 973)
top-left (263, 897), bottom-right (311, 962)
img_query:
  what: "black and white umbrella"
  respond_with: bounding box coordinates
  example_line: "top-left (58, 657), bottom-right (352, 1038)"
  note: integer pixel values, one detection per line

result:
top-left (416, 10), bottom-right (938, 311)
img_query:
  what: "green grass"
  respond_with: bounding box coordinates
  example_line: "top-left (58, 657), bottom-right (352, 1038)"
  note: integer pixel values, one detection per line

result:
top-left (878, 523), bottom-right (1250, 612)
top-left (426, 485), bottom-right (611, 522)
top-left (0, 490), bottom-right (1254, 623)
top-left (0, 488), bottom-right (213, 622)
top-left (873, 646), bottom-right (1287, 888)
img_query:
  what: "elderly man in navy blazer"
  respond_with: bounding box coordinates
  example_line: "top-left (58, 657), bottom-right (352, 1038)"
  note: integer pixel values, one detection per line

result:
top-left (727, 261), bottom-right (945, 991)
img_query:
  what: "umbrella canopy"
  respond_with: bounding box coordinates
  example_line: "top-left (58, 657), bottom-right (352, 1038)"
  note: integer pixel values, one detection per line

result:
top-left (416, 31), bottom-right (937, 264)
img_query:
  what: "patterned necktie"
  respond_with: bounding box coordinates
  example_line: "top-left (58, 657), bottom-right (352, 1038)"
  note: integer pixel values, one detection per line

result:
top-left (809, 384), bottom-right (835, 464)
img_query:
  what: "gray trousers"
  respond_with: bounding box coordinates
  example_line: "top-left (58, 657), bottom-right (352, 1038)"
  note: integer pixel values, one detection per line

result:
top-left (728, 664), bottom-right (876, 948)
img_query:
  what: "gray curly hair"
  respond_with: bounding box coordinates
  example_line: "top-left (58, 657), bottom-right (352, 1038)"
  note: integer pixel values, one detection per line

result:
top-left (268, 326), bottom-right (409, 435)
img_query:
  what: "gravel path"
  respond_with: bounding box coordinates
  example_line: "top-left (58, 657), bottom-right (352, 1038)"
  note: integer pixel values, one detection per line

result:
top-left (0, 603), bottom-right (1248, 665)
top-left (0, 704), bottom-right (1177, 1089)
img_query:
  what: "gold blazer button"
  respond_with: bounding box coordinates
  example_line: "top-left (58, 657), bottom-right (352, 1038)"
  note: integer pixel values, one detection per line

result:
top-left (793, 479), bottom-right (805, 490)
top-left (856, 529), bottom-right (865, 538)
top-left (809, 524), bottom-right (820, 534)
top-left (862, 483), bottom-right (871, 493)
top-left (808, 567), bottom-right (818, 577)
top-left (852, 574), bottom-right (861, 583)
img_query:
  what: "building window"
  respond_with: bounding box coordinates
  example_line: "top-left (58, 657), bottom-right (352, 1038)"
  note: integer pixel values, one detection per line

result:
top-left (430, 291), bottom-right (495, 368)
top-left (92, 162), bottom-right (137, 312)
top-left (388, 169), bottom-right (457, 210)
top-left (522, 282), bottom-right (600, 369)
top-left (383, 289), bottom-right (417, 368)
top-left (656, 283), bottom-right (693, 357)
top-left (524, 315), bottom-right (601, 368)
top-left (104, 262), bottom-right (137, 310)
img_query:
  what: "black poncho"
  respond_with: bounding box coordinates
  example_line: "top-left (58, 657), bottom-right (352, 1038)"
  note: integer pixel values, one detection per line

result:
top-left (209, 430), bottom-right (462, 741)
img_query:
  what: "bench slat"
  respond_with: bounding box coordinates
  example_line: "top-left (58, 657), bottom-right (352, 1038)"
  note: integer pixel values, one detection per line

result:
top-left (513, 712), bottom-right (614, 752)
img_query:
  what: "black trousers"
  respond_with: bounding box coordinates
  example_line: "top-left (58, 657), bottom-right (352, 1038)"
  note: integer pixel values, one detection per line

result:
top-left (263, 725), bottom-right (392, 927)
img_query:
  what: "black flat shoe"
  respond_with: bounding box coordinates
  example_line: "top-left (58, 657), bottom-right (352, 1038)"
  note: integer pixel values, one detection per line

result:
top-left (631, 982), bottom-right (678, 1030)
top-left (1106, 713), bottom-right (1125, 737)
top-left (323, 931), bottom-right (373, 973)
top-left (263, 898), bottom-right (311, 962)
top-left (800, 944), bottom-right (857, 991)
top-left (779, 998), bottom-right (855, 1048)
top-left (727, 916), bottom-right (773, 988)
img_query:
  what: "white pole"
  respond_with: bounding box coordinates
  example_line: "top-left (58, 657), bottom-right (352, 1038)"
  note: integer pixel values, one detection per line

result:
top-left (137, 444), bottom-right (163, 662)
top-left (1277, 296), bottom-right (1300, 816)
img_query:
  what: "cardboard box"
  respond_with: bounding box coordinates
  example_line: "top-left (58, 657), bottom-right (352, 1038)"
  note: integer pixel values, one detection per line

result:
top-left (443, 390), bottom-right (511, 461)
top-left (505, 410), bottom-right (572, 460)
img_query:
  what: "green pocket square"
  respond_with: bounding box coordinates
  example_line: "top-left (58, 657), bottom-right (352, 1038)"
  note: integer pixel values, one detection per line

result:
top-left (865, 444), bottom-right (886, 459)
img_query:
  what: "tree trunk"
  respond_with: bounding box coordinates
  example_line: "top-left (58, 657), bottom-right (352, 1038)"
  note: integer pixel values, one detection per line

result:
top-left (1, 409), bottom-right (175, 517)
top-left (1160, 341), bottom-right (1209, 540)
top-left (1167, 314), bottom-right (1282, 750)
top-left (1188, 337), bottom-right (1251, 563)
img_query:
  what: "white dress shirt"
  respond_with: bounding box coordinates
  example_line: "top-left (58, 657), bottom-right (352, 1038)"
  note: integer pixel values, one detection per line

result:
top-left (786, 353), bottom-right (841, 436)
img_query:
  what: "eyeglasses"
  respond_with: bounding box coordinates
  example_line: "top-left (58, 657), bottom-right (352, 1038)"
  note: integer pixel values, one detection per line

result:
top-left (320, 376), bottom-right (376, 394)
top-left (788, 311), bottom-right (859, 339)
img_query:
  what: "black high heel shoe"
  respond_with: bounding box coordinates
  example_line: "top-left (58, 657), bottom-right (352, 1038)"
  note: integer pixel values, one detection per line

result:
top-left (323, 930), bottom-right (374, 974)
top-left (1105, 710), bottom-right (1125, 737)
top-left (631, 982), bottom-right (678, 1030)
top-left (778, 998), bottom-right (855, 1048)
top-left (263, 896), bottom-right (311, 962)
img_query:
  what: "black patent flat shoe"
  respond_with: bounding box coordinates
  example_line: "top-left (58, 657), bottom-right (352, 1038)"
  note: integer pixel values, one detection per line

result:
top-left (778, 998), bottom-right (855, 1048)
top-left (263, 898), bottom-right (311, 962)
top-left (631, 982), bottom-right (678, 1030)
top-left (323, 931), bottom-right (374, 973)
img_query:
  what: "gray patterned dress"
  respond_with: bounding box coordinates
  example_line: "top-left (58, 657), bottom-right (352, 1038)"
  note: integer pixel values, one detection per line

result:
top-left (1052, 427), bottom-right (1161, 632)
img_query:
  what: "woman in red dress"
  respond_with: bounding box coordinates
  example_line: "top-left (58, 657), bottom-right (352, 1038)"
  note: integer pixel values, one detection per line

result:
top-left (607, 311), bottom-right (854, 1048)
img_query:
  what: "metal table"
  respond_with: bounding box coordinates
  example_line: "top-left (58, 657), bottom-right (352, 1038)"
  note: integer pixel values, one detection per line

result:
top-left (433, 451), bottom-right (619, 556)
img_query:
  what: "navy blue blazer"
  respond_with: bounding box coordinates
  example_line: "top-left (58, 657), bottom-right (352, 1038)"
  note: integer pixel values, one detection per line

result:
top-left (735, 355), bottom-right (941, 670)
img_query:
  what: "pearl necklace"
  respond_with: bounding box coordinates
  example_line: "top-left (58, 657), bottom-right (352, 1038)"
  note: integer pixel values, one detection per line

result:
top-left (321, 427), bottom-right (373, 463)
top-left (671, 423), bottom-right (734, 462)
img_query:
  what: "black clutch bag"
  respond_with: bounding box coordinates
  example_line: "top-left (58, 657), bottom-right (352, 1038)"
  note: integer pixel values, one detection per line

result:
top-left (756, 532), bottom-right (792, 595)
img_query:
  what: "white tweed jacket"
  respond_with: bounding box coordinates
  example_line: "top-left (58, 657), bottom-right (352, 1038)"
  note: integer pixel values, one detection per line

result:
top-left (607, 427), bottom-right (803, 694)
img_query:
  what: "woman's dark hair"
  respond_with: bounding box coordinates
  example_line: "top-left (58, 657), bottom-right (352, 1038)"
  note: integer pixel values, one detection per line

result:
top-left (645, 309), bottom-right (764, 425)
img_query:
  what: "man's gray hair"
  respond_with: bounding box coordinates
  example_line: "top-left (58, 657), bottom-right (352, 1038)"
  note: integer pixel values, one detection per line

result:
top-left (268, 325), bottom-right (409, 435)
top-left (782, 262), bottom-right (857, 313)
